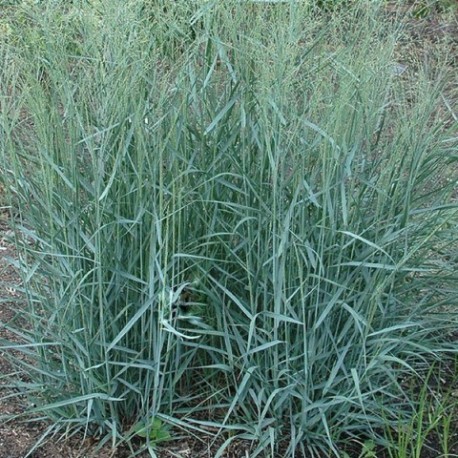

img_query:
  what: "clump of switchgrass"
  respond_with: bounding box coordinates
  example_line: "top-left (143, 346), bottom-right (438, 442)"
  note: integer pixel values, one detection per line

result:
top-left (0, 0), bottom-right (457, 456)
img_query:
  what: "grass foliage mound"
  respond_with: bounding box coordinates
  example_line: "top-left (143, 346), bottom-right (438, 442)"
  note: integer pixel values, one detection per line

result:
top-left (0, 1), bottom-right (457, 456)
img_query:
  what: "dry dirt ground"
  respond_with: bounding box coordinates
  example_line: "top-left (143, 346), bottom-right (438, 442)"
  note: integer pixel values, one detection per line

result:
top-left (0, 5), bottom-right (457, 458)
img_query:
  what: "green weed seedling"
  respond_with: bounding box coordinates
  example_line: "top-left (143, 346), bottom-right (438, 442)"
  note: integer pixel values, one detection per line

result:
top-left (132, 417), bottom-right (171, 444)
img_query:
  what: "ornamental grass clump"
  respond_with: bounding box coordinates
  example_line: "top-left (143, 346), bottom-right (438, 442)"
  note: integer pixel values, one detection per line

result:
top-left (0, 1), bottom-right (457, 456)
